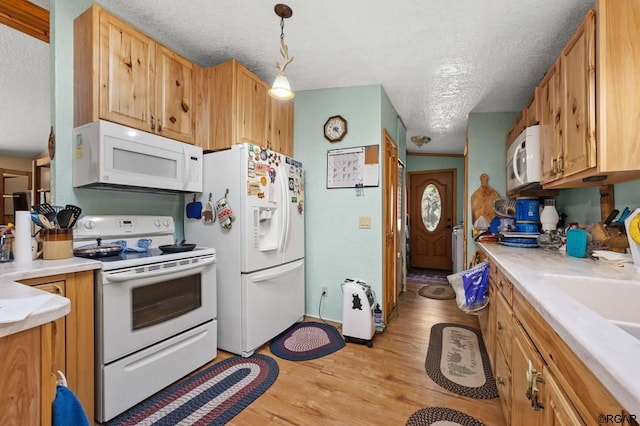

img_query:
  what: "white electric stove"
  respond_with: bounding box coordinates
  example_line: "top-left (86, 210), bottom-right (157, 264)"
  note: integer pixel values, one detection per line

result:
top-left (74, 215), bottom-right (217, 422)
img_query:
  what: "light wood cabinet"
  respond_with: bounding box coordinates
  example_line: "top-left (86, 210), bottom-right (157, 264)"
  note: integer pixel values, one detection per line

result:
top-left (479, 254), bottom-right (629, 425)
top-left (74, 4), bottom-right (196, 144)
top-left (19, 271), bottom-right (95, 422)
top-left (525, 89), bottom-right (540, 127)
top-left (539, 61), bottom-right (561, 185)
top-left (196, 59), bottom-right (294, 156)
top-left (269, 97), bottom-right (294, 157)
top-left (506, 111), bottom-right (525, 149)
top-left (196, 59), bottom-right (268, 151)
top-left (0, 322), bottom-right (56, 426)
top-left (539, 1), bottom-right (640, 188)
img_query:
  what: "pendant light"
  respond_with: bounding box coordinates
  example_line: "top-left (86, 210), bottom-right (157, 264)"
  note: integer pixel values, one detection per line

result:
top-left (268, 4), bottom-right (295, 100)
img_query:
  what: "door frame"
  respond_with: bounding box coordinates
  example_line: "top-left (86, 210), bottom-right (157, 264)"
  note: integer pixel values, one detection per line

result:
top-left (382, 130), bottom-right (398, 324)
top-left (407, 168), bottom-right (457, 270)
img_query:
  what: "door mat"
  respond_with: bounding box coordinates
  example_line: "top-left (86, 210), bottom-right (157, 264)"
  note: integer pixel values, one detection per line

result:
top-left (425, 323), bottom-right (498, 399)
top-left (406, 407), bottom-right (485, 426)
top-left (269, 321), bottom-right (345, 361)
top-left (407, 268), bottom-right (451, 284)
top-left (106, 354), bottom-right (278, 425)
top-left (418, 283), bottom-right (456, 300)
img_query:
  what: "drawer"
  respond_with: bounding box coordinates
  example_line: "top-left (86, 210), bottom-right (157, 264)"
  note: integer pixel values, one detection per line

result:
top-left (495, 270), bottom-right (513, 306)
top-left (495, 345), bottom-right (512, 426)
top-left (496, 292), bottom-right (513, 368)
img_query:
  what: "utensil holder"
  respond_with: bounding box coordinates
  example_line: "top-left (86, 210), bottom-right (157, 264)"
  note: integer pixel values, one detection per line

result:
top-left (42, 228), bottom-right (73, 260)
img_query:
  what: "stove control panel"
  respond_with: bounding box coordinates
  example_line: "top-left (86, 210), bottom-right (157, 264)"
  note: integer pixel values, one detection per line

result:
top-left (74, 215), bottom-right (175, 240)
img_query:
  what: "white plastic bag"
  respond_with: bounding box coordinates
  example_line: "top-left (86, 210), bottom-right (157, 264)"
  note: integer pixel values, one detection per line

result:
top-left (447, 261), bottom-right (490, 313)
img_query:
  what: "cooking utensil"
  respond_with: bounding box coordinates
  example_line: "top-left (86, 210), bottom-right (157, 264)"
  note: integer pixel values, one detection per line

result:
top-left (73, 237), bottom-right (124, 258)
top-left (603, 209), bottom-right (619, 226)
top-left (64, 204), bottom-right (82, 227)
top-left (57, 209), bottom-right (74, 228)
top-left (471, 173), bottom-right (500, 223)
top-left (159, 243), bottom-right (196, 253)
top-left (38, 214), bottom-right (54, 229)
top-left (35, 203), bottom-right (57, 222)
top-left (30, 212), bottom-right (45, 228)
top-left (615, 207), bottom-right (631, 226)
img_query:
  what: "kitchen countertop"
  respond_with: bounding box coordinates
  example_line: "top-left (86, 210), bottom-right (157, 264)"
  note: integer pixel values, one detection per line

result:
top-left (0, 257), bottom-right (101, 338)
top-left (477, 242), bottom-right (640, 414)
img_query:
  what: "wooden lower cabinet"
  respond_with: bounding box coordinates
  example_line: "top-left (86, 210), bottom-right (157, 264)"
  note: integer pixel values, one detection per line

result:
top-left (19, 271), bottom-right (94, 422)
top-left (481, 260), bottom-right (629, 425)
top-left (0, 322), bottom-right (56, 426)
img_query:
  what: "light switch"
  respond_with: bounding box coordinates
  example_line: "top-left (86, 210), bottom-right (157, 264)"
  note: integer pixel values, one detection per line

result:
top-left (359, 216), bottom-right (371, 229)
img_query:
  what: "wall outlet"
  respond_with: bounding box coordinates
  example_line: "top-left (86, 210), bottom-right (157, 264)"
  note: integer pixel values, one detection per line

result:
top-left (322, 286), bottom-right (328, 297)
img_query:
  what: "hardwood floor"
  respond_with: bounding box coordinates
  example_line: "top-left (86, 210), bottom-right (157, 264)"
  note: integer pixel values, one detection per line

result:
top-left (212, 281), bottom-right (506, 425)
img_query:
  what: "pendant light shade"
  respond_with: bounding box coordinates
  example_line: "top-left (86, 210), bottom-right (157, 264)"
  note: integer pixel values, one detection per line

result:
top-left (269, 4), bottom-right (294, 100)
top-left (269, 73), bottom-right (294, 100)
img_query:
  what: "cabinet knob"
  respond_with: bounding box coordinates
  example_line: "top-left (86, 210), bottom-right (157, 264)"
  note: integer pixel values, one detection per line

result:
top-left (496, 376), bottom-right (505, 385)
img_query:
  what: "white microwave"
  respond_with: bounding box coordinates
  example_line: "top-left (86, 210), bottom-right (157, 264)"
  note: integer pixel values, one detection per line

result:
top-left (506, 125), bottom-right (541, 192)
top-left (73, 120), bottom-right (203, 193)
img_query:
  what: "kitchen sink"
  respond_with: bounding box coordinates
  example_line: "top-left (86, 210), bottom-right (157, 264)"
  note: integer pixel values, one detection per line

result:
top-left (543, 274), bottom-right (640, 340)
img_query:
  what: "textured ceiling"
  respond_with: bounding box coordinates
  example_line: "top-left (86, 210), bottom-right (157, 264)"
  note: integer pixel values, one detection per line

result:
top-left (2, 0), bottom-right (595, 158)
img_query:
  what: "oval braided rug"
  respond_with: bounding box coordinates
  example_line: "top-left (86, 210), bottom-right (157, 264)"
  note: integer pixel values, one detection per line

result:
top-left (269, 321), bottom-right (345, 361)
top-left (418, 283), bottom-right (456, 300)
top-left (406, 407), bottom-right (485, 426)
top-left (106, 354), bottom-right (278, 425)
top-left (425, 323), bottom-right (498, 399)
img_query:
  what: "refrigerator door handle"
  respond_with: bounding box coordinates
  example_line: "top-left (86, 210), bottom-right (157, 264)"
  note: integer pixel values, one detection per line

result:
top-left (250, 260), bottom-right (301, 282)
top-left (279, 164), bottom-right (290, 252)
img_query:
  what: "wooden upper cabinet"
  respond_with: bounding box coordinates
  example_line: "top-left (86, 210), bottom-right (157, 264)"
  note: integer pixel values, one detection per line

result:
top-left (98, 10), bottom-right (155, 131)
top-left (269, 98), bottom-right (294, 157)
top-left (558, 10), bottom-right (596, 180)
top-left (75, 4), bottom-right (195, 144)
top-left (236, 65), bottom-right (269, 146)
top-left (155, 45), bottom-right (196, 143)
top-left (539, 62), bottom-right (562, 185)
top-left (525, 88), bottom-right (540, 126)
top-left (196, 59), bottom-right (294, 155)
top-left (506, 112), bottom-right (525, 149)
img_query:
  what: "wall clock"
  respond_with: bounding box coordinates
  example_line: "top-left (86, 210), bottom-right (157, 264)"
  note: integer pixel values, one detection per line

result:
top-left (323, 115), bottom-right (348, 142)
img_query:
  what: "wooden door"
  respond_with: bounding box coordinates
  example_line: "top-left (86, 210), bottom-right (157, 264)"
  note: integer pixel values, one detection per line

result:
top-left (539, 62), bottom-right (560, 184)
top-left (560, 10), bottom-right (596, 178)
top-left (32, 281), bottom-right (66, 379)
top-left (382, 130), bottom-right (398, 324)
top-left (155, 45), bottom-right (195, 144)
top-left (99, 10), bottom-right (155, 132)
top-left (408, 169), bottom-right (455, 270)
top-left (237, 65), bottom-right (269, 146)
top-left (541, 366), bottom-right (586, 425)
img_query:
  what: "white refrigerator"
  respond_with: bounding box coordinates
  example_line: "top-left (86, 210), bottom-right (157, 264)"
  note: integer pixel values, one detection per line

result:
top-left (185, 143), bottom-right (305, 357)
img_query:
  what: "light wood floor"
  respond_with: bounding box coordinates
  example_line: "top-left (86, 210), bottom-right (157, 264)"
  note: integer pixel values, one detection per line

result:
top-left (211, 281), bottom-right (506, 426)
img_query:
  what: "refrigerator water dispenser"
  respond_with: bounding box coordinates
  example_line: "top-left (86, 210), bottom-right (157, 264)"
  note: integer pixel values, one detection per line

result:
top-left (254, 207), bottom-right (279, 251)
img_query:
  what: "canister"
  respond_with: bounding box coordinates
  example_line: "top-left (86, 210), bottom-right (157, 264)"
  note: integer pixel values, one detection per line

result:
top-left (515, 197), bottom-right (540, 222)
top-left (566, 229), bottom-right (588, 258)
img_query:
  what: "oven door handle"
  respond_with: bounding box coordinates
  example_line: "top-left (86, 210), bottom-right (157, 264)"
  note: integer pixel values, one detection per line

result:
top-left (104, 257), bottom-right (215, 282)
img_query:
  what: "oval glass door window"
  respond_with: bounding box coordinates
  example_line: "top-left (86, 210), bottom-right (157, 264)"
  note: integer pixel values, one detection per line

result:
top-left (421, 184), bottom-right (441, 232)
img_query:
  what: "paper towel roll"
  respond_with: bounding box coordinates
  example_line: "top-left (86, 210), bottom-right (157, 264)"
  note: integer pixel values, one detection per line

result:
top-left (14, 210), bottom-right (32, 265)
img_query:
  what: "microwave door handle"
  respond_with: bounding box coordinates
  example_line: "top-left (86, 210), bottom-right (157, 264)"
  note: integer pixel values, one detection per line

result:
top-left (182, 145), bottom-right (191, 189)
top-left (512, 144), bottom-right (524, 184)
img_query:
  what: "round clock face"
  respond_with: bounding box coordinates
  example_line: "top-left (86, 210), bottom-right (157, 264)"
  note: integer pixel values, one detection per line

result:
top-left (324, 115), bottom-right (347, 142)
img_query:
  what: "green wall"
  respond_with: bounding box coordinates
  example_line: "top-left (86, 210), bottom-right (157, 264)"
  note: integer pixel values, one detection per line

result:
top-left (466, 112), bottom-right (519, 260)
top-left (294, 85), bottom-right (391, 322)
top-left (52, 1), bottom-right (185, 237)
top-left (557, 180), bottom-right (640, 225)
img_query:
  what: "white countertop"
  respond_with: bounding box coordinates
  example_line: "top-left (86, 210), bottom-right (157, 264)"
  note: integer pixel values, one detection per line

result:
top-left (478, 243), bottom-right (640, 413)
top-left (0, 257), bottom-right (102, 338)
